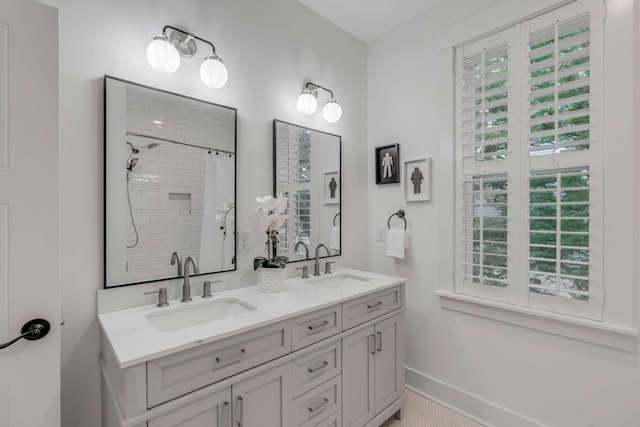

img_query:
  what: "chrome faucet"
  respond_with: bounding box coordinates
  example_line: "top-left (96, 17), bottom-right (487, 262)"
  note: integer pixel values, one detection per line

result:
top-left (313, 244), bottom-right (330, 276)
top-left (170, 251), bottom-right (182, 277)
top-left (181, 256), bottom-right (199, 302)
top-left (294, 241), bottom-right (310, 259)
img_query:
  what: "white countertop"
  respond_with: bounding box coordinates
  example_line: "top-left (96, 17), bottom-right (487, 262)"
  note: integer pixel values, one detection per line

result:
top-left (98, 268), bottom-right (405, 369)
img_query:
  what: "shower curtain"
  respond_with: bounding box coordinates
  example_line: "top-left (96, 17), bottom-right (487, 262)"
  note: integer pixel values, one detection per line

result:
top-left (199, 152), bottom-right (235, 272)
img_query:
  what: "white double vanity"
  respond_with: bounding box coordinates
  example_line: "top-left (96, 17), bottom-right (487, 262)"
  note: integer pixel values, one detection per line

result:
top-left (99, 269), bottom-right (406, 427)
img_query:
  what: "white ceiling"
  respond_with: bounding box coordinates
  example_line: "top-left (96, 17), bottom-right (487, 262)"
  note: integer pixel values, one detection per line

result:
top-left (298, 0), bottom-right (445, 43)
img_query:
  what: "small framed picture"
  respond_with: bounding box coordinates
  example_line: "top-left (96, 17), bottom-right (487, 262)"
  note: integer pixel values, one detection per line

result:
top-left (375, 143), bottom-right (400, 185)
top-left (403, 157), bottom-right (431, 202)
top-left (324, 171), bottom-right (340, 204)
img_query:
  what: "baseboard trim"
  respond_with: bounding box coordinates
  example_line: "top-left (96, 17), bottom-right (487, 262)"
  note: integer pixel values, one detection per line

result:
top-left (405, 367), bottom-right (545, 427)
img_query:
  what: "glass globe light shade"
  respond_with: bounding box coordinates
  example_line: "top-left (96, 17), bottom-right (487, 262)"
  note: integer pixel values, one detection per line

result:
top-left (146, 35), bottom-right (180, 74)
top-left (322, 98), bottom-right (342, 123)
top-left (200, 54), bottom-right (229, 89)
top-left (296, 89), bottom-right (318, 116)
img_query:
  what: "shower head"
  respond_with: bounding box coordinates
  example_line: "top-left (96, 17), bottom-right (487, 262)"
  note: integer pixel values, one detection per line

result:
top-left (127, 157), bottom-right (139, 171)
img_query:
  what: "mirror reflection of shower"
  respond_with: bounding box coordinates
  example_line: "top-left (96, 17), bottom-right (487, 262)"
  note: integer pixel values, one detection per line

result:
top-left (126, 141), bottom-right (159, 248)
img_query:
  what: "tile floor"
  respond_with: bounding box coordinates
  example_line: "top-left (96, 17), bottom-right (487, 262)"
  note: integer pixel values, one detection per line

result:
top-left (379, 389), bottom-right (485, 427)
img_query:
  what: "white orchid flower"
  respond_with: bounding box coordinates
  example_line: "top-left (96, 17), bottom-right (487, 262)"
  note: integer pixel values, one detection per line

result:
top-left (272, 193), bottom-right (288, 215)
top-left (262, 213), bottom-right (287, 231)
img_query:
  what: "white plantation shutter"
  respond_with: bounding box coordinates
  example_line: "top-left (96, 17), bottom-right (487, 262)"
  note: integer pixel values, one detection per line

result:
top-left (461, 175), bottom-right (510, 298)
top-left (293, 190), bottom-right (311, 251)
top-left (456, 1), bottom-right (603, 320)
top-left (526, 6), bottom-right (603, 320)
top-left (528, 169), bottom-right (590, 300)
top-left (276, 127), bottom-right (312, 257)
top-left (457, 27), bottom-right (521, 303)
top-left (461, 45), bottom-right (510, 164)
top-left (529, 16), bottom-right (592, 156)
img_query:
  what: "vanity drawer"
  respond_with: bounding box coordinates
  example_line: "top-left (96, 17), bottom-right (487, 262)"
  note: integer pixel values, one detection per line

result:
top-left (292, 375), bottom-right (341, 427)
top-left (292, 340), bottom-right (341, 397)
top-left (315, 410), bottom-right (341, 427)
top-left (342, 285), bottom-right (403, 330)
top-left (147, 320), bottom-right (291, 407)
top-left (292, 304), bottom-right (342, 350)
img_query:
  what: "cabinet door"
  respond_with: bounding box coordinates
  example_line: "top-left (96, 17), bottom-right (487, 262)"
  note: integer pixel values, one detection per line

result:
top-left (147, 387), bottom-right (231, 427)
top-left (342, 326), bottom-right (375, 427)
top-left (232, 362), bottom-right (292, 427)
top-left (374, 313), bottom-right (405, 413)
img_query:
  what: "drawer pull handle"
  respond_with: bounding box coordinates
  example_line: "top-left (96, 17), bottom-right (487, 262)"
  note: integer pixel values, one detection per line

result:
top-left (370, 334), bottom-right (376, 355)
top-left (376, 331), bottom-right (382, 352)
top-left (308, 360), bottom-right (329, 373)
top-left (308, 320), bottom-right (329, 331)
top-left (215, 348), bottom-right (246, 363)
top-left (367, 301), bottom-right (383, 310)
top-left (308, 397), bottom-right (329, 413)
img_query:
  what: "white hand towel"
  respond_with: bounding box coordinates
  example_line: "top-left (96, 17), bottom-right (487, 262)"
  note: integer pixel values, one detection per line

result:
top-left (330, 225), bottom-right (341, 251)
top-left (386, 229), bottom-right (407, 259)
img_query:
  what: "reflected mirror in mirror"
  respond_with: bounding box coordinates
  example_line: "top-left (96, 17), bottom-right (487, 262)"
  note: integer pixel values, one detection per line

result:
top-left (273, 120), bottom-right (341, 262)
top-left (105, 76), bottom-right (237, 287)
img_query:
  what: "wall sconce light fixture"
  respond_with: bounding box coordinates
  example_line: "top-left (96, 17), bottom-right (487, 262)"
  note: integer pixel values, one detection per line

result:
top-left (146, 25), bottom-right (228, 89)
top-left (296, 82), bottom-right (342, 123)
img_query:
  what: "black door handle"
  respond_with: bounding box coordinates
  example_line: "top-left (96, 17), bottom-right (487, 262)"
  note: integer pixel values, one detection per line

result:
top-left (0, 319), bottom-right (50, 350)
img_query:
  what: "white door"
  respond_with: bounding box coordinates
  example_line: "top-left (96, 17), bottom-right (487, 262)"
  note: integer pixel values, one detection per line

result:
top-left (0, 1), bottom-right (60, 426)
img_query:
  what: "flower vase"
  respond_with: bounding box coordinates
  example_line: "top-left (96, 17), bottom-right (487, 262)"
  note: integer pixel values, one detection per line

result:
top-left (257, 267), bottom-right (287, 292)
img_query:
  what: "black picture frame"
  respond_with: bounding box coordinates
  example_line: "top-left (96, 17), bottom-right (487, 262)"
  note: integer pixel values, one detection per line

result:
top-left (375, 143), bottom-right (400, 185)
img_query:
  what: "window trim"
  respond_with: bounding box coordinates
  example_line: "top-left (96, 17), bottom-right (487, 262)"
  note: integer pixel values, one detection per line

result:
top-left (436, 0), bottom-right (637, 345)
top-left (437, 290), bottom-right (638, 352)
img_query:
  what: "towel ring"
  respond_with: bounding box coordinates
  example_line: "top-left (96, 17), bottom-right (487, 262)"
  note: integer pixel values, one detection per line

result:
top-left (333, 212), bottom-right (340, 226)
top-left (387, 210), bottom-right (406, 230)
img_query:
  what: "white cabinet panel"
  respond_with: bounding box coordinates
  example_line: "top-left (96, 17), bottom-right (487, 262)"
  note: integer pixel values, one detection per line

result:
top-left (373, 314), bottom-right (404, 412)
top-left (232, 362), bottom-right (292, 427)
top-left (342, 312), bottom-right (405, 427)
top-left (148, 387), bottom-right (231, 427)
top-left (342, 326), bottom-right (375, 427)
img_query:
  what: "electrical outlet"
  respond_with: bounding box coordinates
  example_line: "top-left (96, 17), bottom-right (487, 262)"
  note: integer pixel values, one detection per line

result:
top-left (376, 226), bottom-right (386, 242)
top-left (238, 231), bottom-right (250, 253)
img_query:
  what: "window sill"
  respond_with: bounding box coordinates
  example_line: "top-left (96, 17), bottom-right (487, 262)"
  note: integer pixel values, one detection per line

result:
top-left (437, 290), bottom-right (638, 352)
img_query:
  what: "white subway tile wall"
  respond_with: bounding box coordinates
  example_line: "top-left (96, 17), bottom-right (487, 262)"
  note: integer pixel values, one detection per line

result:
top-left (124, 87), bottom-right (235, 282)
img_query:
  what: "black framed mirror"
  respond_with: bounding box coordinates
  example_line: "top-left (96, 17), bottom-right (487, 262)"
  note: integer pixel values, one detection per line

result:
top-left (104, 76), bottom-right (237, 287)
top-left (273, 119), bottom-right (341, 262)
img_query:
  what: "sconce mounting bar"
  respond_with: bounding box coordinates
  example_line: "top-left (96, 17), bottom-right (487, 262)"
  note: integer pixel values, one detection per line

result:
top-left (162, 25), bottom-right (217, 56)
top-left (305, 81), bottom-right (334, 98)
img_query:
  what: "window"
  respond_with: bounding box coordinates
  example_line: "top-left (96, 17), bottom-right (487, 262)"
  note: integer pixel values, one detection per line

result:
top-left (455, 2), bottom-right (604, 321)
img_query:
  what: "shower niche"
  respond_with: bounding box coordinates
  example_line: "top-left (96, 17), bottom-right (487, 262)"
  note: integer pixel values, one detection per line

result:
top-left (104, 76), bottom-right (237, 288)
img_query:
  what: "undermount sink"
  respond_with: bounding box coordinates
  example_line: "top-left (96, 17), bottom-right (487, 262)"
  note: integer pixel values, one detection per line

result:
top-left (146, 298), bottom-right (257, 332)
top-left (306, 273), bottom-right (372, 289)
